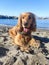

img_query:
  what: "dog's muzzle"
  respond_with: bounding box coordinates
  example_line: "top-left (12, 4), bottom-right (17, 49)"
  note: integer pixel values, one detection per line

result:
top-left (24, 22), bottom-right (28, 26)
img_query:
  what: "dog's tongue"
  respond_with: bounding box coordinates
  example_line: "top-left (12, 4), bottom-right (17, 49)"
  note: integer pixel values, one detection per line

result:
top-left (24, 28), bottom-right (29, 32)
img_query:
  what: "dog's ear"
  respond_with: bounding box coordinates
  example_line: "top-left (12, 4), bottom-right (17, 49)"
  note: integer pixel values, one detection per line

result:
top-left (30, 14), bottom-right (36, 32)
top-left (18, 14), bottom-right (23, 32)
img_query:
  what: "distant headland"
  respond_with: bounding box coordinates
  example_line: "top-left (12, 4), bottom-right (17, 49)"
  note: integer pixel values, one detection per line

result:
top-left (0, 15), bottom-right (49, 20)
top-left (0, 15), bottom-right (18, 19)
top-left (37, 17), bottom-right (49, 20)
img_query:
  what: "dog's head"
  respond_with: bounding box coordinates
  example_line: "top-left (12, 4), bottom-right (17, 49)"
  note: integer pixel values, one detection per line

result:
top-left (18, 12), bottom-right (36, 33)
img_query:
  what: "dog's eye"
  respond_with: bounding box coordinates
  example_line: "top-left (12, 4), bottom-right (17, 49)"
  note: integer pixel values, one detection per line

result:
top-left (22, 16), bottom-right (24, 19)
top-left (28, 16), bottom-right (31, 19)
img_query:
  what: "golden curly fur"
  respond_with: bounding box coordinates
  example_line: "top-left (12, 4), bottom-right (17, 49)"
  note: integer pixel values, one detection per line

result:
top-left (9, 12), bottom-right (40, 52)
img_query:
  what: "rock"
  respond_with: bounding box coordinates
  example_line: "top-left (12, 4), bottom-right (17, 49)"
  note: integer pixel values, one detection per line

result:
top-left (46, 55), bottom-right (49, 59)
top-left (13, 58), bottom-right (24, 65)
top-left (0, 37), bottom-right (4, 43)
top-left (0, 61), bottom-right (3, 65)
top-left (26, 54), bottom-right (39, 65)
top-left (37, 53), bottom-right (48, 65)
top-left (45, 43), bottom-right (49, 51)
top-left (3, 56), bottom-right (15, 65)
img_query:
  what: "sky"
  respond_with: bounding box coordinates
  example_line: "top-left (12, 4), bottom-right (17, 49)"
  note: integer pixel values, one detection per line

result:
top-left (0, 0), bottom-right (49, 17)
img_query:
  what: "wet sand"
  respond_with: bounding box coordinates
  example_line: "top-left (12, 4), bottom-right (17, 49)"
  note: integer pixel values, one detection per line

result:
top-left (0, 25), bottom-right (49, 65)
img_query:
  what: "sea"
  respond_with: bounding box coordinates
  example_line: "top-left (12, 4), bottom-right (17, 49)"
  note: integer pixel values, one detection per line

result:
top-left (0, 19), bottom-right (49, 30)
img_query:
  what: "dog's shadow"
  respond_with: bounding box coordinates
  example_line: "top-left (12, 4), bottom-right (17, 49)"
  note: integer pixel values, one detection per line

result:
top-left (33, 35), bottom-right (49, 43)
top-left (32, 35), bottom-right (49, 48)
top-left (32, 35), bottom-right (49, 55)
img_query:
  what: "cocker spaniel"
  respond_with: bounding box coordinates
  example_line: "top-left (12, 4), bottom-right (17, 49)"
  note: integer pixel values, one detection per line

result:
top-left (9, 12), bottom-right (40, 52)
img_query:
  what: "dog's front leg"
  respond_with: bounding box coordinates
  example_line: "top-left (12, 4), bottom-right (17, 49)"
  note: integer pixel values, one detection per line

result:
top-left (29, 38), bottom-right (40, 48)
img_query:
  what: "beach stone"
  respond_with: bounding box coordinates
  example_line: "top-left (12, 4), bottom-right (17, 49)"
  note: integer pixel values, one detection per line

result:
top-left (19, 52), bottom-right (28, 60)
top-left (0, 61), bottom-right (3, 65)
top-left (26, 54), bottom-right (39, 65)
top-left (46, 55), bottom-right (49, 59)
top-left (0, 37), bottom-right (4, 43)
top-left (3, 56), bottom-right (15, 65)
top-left (2, 27), bottom-right (8, 32)
top-left (13, 58), bottom-right (24, 65)
top-left (45, 43), bottom-right (49, 51)
top-left (37, 53), bottom-right (48, 65)
top-left (7, 50), bottom-right (18, 57)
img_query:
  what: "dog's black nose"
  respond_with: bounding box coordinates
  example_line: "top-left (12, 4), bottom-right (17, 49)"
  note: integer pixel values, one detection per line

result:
top-left (24, 22), bottom-right (28, 26)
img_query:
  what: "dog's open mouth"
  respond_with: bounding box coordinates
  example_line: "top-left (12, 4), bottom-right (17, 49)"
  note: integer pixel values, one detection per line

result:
top-left (23, 27), bottom-right (30, 33)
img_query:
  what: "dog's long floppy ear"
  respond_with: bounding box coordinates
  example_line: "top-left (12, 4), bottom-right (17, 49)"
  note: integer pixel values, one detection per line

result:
top-left (30, 13), bottom-right (36, 32)
top-left (18, 14), bottom-right (23, 32)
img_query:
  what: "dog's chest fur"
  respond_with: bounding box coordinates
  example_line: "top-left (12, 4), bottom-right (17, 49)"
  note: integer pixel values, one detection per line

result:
top-left (22, 35), bottom-right (31, 43)
top-left (17, 32), bottom-right (31, 44)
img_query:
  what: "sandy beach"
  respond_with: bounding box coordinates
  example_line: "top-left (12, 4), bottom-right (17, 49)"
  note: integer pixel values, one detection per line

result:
top-left (0, 25), bottom-right (49, 65)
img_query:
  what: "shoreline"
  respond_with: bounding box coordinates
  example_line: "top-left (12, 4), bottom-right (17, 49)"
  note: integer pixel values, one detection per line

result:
top-left (0, 24), bottom-right (49, 31)
top-left (37, 28), bottom-right (49, 32)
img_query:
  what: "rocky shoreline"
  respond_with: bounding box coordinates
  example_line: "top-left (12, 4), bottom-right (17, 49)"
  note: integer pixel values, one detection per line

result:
top-left (0, 25), bottom-right (49, 65)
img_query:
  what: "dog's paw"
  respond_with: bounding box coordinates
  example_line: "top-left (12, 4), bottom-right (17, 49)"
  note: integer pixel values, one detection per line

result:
top-left (20, 46), bottom-right (30, 52)
top-left (29, 39), bottom-right (40, 48)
